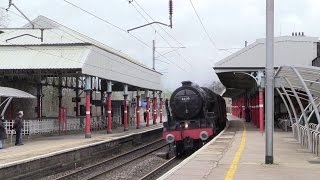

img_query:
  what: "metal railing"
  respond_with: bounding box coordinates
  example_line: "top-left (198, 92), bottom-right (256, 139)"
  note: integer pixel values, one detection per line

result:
top-left (3, 116), bottom-right (103, 136)
top-left (292, 123), bottom-right (320, 156)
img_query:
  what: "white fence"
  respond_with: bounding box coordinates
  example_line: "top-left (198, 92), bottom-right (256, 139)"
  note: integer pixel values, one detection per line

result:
top-left (3, 116), bottom-right (104, 136)
top-left (3, 113), bottom-right (167, 137)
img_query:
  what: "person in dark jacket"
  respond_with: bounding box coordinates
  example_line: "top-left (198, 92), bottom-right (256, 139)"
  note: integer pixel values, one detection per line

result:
top-left (0, 115), bottom-right (7, 149)
top-left (13, 111), bottom-right (24, 146)
top-left (245, 106), bottom-right (251, 122)
top-left (143, 110), bottom-right (147, 122)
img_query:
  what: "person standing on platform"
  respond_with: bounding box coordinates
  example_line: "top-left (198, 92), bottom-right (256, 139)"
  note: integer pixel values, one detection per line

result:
top-left (13, 111), bottom-right (24, 146)
top-left (143, 110), bottom-right (147, 122)
top-left (0, 115), bottom-right (7, 149)
top-left (245, 106), bottom-right (251, 122)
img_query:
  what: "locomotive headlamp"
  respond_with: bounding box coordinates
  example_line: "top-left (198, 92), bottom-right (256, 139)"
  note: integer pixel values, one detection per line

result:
top-left (184, 122), bottom-right (189, 129)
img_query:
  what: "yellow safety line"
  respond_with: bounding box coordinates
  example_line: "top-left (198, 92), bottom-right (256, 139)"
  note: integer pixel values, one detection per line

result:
top-left (224, 122), bottom-right (246, 180)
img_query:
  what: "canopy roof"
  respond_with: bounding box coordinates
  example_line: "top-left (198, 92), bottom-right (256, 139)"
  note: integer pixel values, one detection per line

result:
top-left (0, 86), bottom-right (36, 98)
top-left (215, 71), bottom-right (258, 98)
top-left (214, 36), bottom-right (318, 70)
top-left (0, 16), bottom-right (162, 91)
top-left (275, 65), bottom-right (320, 98)
top-left (213, 35), bottom-right (319, 97)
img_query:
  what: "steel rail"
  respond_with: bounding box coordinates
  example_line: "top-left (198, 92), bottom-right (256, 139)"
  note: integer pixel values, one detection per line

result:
top-left (54, 139), bottom-right (167, 180)
top-left (139, 156), bottom-right (178, 180)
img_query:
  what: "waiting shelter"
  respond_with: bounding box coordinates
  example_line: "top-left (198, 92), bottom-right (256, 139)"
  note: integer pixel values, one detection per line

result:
top-left (0, 15), bottom-right (164, 138)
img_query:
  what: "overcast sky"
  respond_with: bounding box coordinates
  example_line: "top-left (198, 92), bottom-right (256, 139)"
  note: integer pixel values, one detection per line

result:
top-left (1, 0), bottom-right (320, 91)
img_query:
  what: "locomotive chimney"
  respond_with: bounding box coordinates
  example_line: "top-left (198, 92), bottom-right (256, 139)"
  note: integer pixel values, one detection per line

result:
top-left (182, 81), bottom-right (192, 86)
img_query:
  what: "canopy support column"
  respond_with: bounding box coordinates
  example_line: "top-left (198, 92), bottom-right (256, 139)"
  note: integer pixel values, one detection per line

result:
top-left (153, 91), bottom-right (157, 125)
top-left (280, 85), bottom-right (301, 143)
top-left (160, 92), bottom-right (163, 123)
top-left (123, 84), bottom-right (129, 131)
top-left (292, 67), bottom-right (320, 131)
top-left (275, 88), bottom-right (293, 126)
top-left (85, 76), bottom-right (92, 138)
top-left (136, 89), bottom-right (141, 129)
top-left (107, 81), bottom-right (112, 134)
top-left (285, 77), bottom-right (312, 150)
top-left (146, 90), bottom-right (150, 127)
top-left (259, 89), bottom-right (264, 132)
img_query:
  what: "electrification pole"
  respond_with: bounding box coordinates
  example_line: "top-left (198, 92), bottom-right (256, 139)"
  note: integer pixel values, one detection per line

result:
top-left (153, 40), bottom-right (155, 70)
top-left (265, 0), bottom-right (274, 164)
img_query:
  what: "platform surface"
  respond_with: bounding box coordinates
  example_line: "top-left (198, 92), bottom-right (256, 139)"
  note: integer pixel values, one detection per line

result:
top-left (0, 122), bottom-right (162, 168)
top-left (160, 115), bottom-right (320, 180)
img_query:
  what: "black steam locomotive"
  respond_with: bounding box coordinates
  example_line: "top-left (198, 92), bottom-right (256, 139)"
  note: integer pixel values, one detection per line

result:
top-left (163, 81), bottom-right (227, 156)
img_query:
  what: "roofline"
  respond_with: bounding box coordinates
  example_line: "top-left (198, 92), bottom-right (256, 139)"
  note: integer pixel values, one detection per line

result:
top-left (89, 44), bottom-right (162, 75)
top-left (213, 66), bottom-right (278, 73)
top-left (0, 28), bottom-right (52, 30)
top-left (0, 42), bottom-right (162, 75)
top-left (213, 67), bottom-right (266, 70)
top-left (215, 35), bottom-right (319, 67)
top-left (25, 16), bottom-right (160, 74)
top-left (0, 43), bottom-right (91, 47)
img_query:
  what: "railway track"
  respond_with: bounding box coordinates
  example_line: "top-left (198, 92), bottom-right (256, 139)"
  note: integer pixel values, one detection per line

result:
top-left (139, 156), bottom-right (180, 180)
top-left (139, 128), bottom-right (227, 179)
top-left (54, 139), bottom-right (167, 180)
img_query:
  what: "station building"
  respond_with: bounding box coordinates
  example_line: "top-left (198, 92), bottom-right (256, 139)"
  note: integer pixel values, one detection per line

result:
top-left (0, 16), bottom-right (164, 137)
top-left (214, 34), bottom-right (320, 130)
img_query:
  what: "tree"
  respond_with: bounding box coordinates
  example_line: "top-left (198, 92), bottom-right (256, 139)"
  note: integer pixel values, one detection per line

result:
top-left (0, 9), bottom-right (9, 28)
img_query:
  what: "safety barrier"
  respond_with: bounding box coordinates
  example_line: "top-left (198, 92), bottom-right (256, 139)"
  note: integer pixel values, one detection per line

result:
top-left (309, 123), bottom-right (318, 130)
top-left (292, 123), bottom-right (320, 156)
top-left (3, 113), bottom-right (167, 137)
top-left (3, 116), bottom-right (103, 136)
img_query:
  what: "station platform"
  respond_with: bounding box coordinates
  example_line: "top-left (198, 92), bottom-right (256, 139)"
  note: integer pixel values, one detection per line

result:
top-left (0, 122), bottom-right (162, 168)
top-left (160, 115), bottom-right (320, 180)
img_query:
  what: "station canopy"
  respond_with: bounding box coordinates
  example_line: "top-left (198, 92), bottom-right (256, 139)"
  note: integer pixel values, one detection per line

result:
top-left (215, 71), bottom-right (258, 98)
top-left (0, 16), bottom-right (162, 91)
top-left (275, 65), bottom-right (320, 98)
top-left (213, 35), bottom-right (319, 98)
top-left (0, 86), bottom-right (36, 98)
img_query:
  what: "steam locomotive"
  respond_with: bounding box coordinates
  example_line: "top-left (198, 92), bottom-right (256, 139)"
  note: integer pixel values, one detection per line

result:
top-left (163, 81), bottom-right (227, 156)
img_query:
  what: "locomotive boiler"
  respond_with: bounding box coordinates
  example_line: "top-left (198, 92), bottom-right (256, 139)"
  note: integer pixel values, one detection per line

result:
top-left (163, 81), bottom-right (227, 156)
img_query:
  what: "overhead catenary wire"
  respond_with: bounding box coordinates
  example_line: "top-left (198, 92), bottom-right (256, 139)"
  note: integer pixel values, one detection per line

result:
top-left (189, 0), bottom-right (217, 50)
top-left (62, 0), bottom-right (186, 72)
top-left (133, 0), bottom-right (184, 47)
top-left (189, 0), bottom-right (232, 54)
top-left (127, 0), bottom-right (192, 67)
top-left (62, 0), bottom-right (149, 48)
top-left (131, 0), bottom-right (192, 66)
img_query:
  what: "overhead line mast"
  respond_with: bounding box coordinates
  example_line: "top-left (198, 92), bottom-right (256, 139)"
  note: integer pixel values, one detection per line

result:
top-left (127, 0), bottom-right (173, 32)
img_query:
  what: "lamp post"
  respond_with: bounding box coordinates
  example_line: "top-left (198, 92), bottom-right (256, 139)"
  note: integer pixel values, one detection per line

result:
top-left (265, 0), bottom-right (274, 164)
